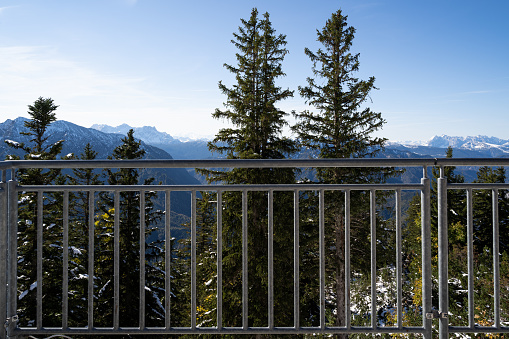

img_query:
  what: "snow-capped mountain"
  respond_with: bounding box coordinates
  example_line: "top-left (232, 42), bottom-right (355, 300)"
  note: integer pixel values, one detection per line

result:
top-left (91, 123), bottom-right (177, 145)
top-left (1, 117), bottom-right (175, 161)
top-left (426, 135), bottom-right (509, 153)
top-left (388, 135), bottom-right (509, 158)
top-left (91, 123), bottom-right (213, 159)
top-left (0, 117), bottom-right (200, 185)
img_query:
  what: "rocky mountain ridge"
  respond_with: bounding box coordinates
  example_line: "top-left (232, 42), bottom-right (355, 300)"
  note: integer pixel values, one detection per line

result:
top-left (92, 122), bottom-right (509, 159)
top-left (91, 123), bottom-right (212, 159)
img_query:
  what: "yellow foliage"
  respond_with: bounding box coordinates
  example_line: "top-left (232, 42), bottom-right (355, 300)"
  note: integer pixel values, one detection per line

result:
top-left (386, 309), bottom-right (413, 338)
top-left (474, 308), bottom-right (503, 339)
top-left (95, 208), bottom-right (115, 226)
top-left (204, 293), bottom-right (214, 302)
top-left (412, 269), bottom-right (423, 308)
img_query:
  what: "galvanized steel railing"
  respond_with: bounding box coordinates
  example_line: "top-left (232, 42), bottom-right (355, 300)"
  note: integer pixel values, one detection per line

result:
top-left (1, 158), bottom-right (509, 338)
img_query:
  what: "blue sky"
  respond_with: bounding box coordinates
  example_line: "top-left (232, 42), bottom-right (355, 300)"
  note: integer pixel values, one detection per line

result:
top-left (0, 0), bottom-right (508, 141)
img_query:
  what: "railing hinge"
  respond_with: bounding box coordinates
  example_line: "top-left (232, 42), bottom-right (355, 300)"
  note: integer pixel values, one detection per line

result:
top-left (426, 310), bottom-right (448, 319)
top-left (4, 314), bottom-right (18, 329)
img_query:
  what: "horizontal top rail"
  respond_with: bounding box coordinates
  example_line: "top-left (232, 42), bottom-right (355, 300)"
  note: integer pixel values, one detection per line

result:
top-left (2, 157), bottom-right (509, 170)
top-left (448, 183), bottom-right (509, 189)
top-left (17, 183), bottom-right (425, 191)
top-left (11, 326), bottom-right (429, 336)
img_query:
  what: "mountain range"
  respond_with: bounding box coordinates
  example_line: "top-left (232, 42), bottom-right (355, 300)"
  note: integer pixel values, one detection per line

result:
top-left (90, 123), bottom-right (509, 160)
top-left (2, 117), bottom-right (509, 181)
top-left (387, 135), bottom-right (509, 158)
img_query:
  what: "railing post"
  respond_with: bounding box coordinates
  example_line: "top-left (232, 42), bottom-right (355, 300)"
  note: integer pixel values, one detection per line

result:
top-left (1, 170), bottom-right (7, 339)
top-left (421, 167), bottom-right (432, 339)
top-left (438, 167), bottom-right (449, 339)
top-left (492, 189), bottom-right (500, 329)
top-left (7, 170), bottom-right (18, 339)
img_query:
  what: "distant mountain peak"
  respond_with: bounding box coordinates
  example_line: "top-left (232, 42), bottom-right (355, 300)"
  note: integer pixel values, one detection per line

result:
top-left (90, 123), bottom-right (176, 144)
top-left (426, 135), bottom-right (509, 149)
top-left (117, 123), bottom-right (132, 129)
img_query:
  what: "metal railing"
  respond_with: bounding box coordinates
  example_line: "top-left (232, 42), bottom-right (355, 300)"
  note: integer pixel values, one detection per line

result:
top-left (1, 158), bottom-right (509, 338)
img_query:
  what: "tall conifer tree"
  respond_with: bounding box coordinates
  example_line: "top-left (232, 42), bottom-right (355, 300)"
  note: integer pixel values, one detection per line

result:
top-left (95, 130), bottom-right (164, 328)
top-left (65, 143), bottom-right (103, 326)
top-left (198, 8), bottom-right (297, 327)
top-left (473, 166), bottom-right (509, 252)
top-left (292, 10), bottom-right (394, 332)
top-left (5, 97), bottom-right (66, 326)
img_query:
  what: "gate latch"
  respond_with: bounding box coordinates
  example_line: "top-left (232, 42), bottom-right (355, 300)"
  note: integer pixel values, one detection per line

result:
top-left (426, 310), bottom-right (448, 319)
top-left (4, 314), bottom-right (18, 329)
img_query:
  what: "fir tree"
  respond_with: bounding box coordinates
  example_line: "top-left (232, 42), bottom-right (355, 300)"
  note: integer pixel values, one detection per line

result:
top-left (171, 192), bottom-right (218, 330)
top-left (292, 9), bottom-right (395, 332)
top-left (431, 147), bottom-right (467, 234)
top-left (94, 129), bottom-right (164, 329)
top-left (5, 97), bottom-right (66, 327)
top-left (66, 143), bottom-right (103, 326)
top-left (68, 143), bottom-right (102, 224)
top-left (197, 8), bottom-right (297, 328)
top-left (473, 165), bottom-right (509, 252)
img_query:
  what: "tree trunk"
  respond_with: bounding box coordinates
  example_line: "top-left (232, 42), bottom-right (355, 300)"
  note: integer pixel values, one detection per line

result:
top-left (334, 211), bottom-right (348, 339)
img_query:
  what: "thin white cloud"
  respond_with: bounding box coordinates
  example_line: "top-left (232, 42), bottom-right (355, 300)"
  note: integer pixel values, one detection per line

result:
top-left (0, 45), bottom-right (223, 137)
top-left (122, 0), bottom-right (138, 7)
top-left (0, 45), bottom-right (151, 96)
top-left (437, 89), bottom-right (496, 99)
top-left (0, 45), bottom-right (156, 117)
top-left (462, 90), bottom-right (492, 95)
top-left (0, 6), bottom-right (19, 15)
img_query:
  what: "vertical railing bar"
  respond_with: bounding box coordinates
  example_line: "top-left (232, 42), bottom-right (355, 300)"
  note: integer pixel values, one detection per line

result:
top-left (216, 190), bottom-right (223, 329)
top-left (113, 191), bottom-right (120, 329)
top-left (88, 190), bottom-right (95, 330)
top-left (492, 188), bottom-right (500, 328)
top-left (268, 190), bottom-right (274, 329)
top-left (345, 189), bottom-right (351, 329)
top-left (165, 190), bottom-right (171, 329)
top-left (0, 172), bottom-right (7, 339)
top-left (139, 190), bottom-right (146, 330)
top-left (370, 189), bottom-right (376, 330)
top-left (467, 188), bottom-right (474, 328)
top-left (395, 189), bottom-right (402, 329)
top-left (62, 191), bottom-right (69, 329)
top-left (293, 189), bottom-right (300, 330)
top-left (421, 169), bottom-right (432, 339)
top-left (37, 191), bottom-right (43, 329)
top-left (438, 167), bottom-right (449, 339)
top-left (242, 189), bottom-right (248, 330)
top-left (319, 189), bottom-right (325, 330)
top-left (7, 172), bottom-right (18, 337)
top-left (191, 190), bottom-right (197, 329)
